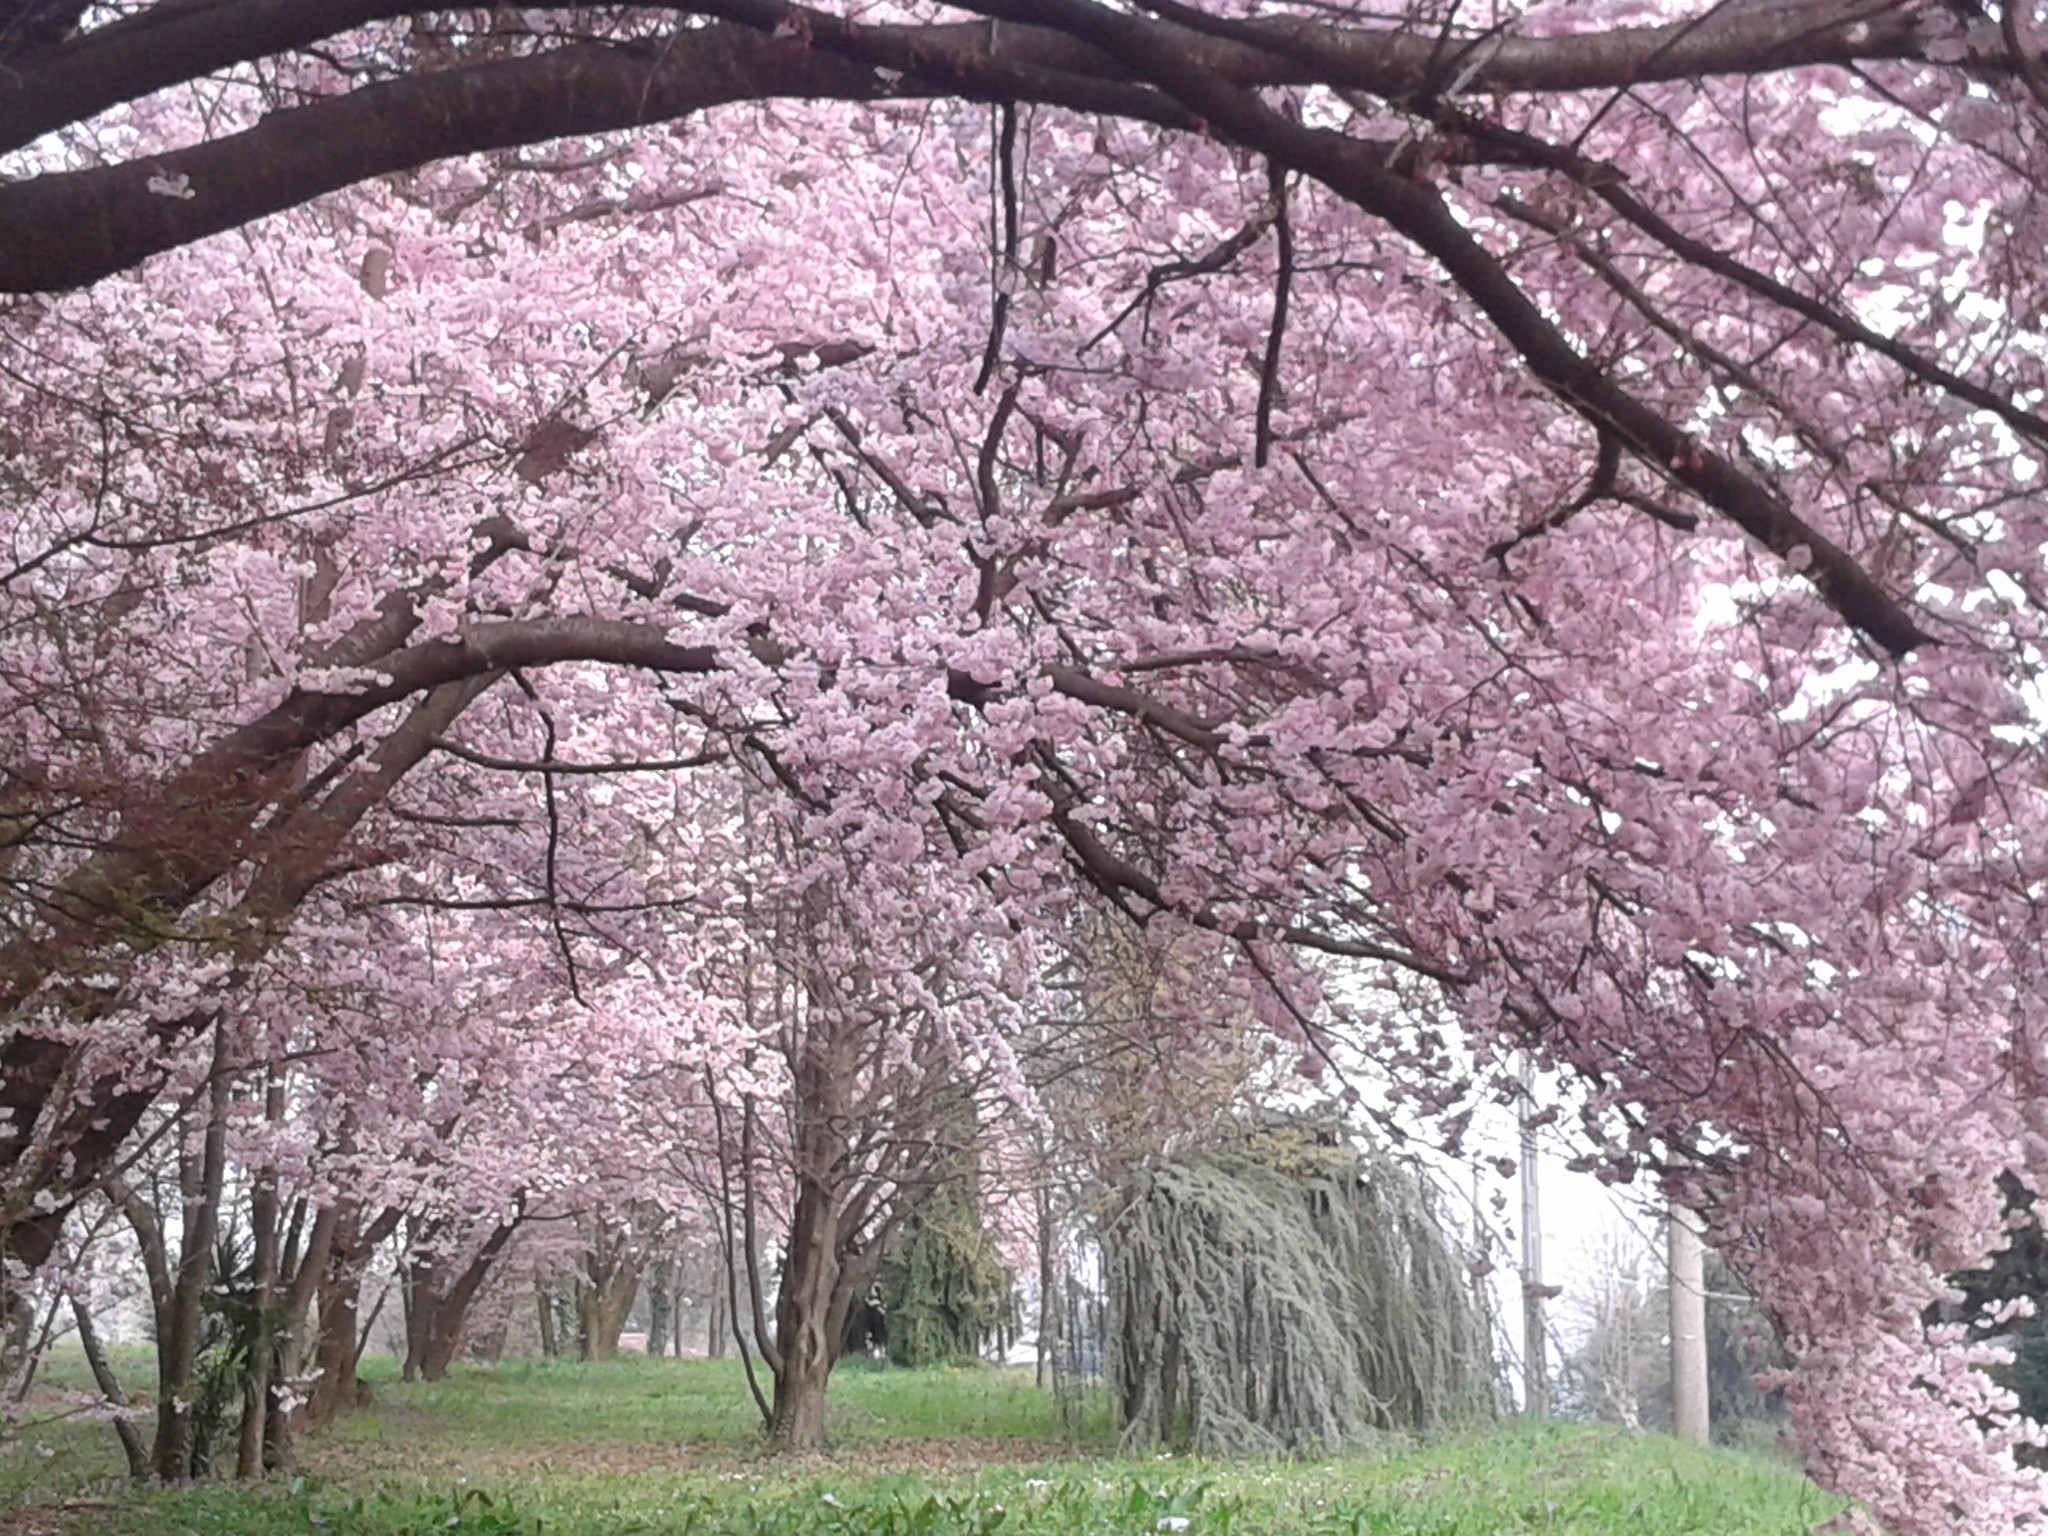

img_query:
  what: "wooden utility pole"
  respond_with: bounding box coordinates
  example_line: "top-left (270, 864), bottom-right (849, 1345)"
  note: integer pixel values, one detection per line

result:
top-left (1519, 1058), bottom-right (1549, 1417)
top-left (1668, 1202), bottom-right (1710, 1444)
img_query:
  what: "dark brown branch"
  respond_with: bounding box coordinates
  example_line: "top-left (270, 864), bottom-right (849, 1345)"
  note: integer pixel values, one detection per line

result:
top-left (430, 738), bottom-right (719, 775)
top-left (1444, 108), bottom-right (2048, 451)
top-left (1254, 159), bottom-right (1292, 470)
top-left (518, 678), bottom-right (585, 1007)
top-left (0, 29), bottom-right (1191, 292)
top-left (3, 0), bottom-right (1943, 168)
top-left (960, 0), bottom-right (1929, 655)
top-left (1486, 429), bottom-right (1622, 566)
top-left (974, 100), bottom-right (1020, 396)
top-left (1080, 210), bottom-right (1274, 354)
top-left (1125, 0), bottom-right (1931, 98)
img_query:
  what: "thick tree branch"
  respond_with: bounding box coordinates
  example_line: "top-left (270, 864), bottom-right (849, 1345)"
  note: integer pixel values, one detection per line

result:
top-left (1124, 0), bottom-right (1933, 98)
top-left (0, 28), bottom-right (1190, 290)
top-left (3, 0), bottom-right (1946, 164)
top-left (0, 0), bottom-right (1982, 292)
top-left (960, 0), bottom-right (1931, 656)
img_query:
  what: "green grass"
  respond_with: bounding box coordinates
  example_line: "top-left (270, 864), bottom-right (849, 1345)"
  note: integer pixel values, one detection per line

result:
top-left (1, 1354), bottom-right (1840, 1535)
top-left (327, 1355), bottom-right (1108, 1463)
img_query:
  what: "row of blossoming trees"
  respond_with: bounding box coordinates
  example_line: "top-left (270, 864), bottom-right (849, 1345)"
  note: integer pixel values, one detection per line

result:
top-left (11, 766), bottom-right (1259, 1474)
top-left (5, 0), bottom-right (2048, 1526)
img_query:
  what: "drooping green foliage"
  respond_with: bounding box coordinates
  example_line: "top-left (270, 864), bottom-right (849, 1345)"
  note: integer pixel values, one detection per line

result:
top-left (878, 1187), bottom-right (1013, 1368)
top-left (1104, 1118), bottom-right (1495, 1454)
top-left (1946, 1174), bottom-right (2048, 1455)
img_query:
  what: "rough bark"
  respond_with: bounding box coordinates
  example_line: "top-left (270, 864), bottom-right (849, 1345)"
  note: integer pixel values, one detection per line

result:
top-left (236, 1065), bottom-right (285, 1480)
top-left (0, 1), bottom-right (1956, 293)
top-left (766, 1170), bottom-right (843, 1452)
top-left (305, 1205), bottom-right (399, 1425)
top-left (766, 1350), bottom-right (830, 1453)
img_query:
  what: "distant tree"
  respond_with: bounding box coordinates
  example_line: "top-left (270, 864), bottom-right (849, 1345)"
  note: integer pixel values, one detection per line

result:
top-left (877, 1185), bottom-right (1013, 1369)
top-left (1560, 1235), bottom-right (1784, 1445)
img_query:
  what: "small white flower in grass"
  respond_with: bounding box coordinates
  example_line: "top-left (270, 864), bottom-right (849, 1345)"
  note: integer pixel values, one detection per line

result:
top-left (1023, 1479), bottom-right (1050, 1491)
top-left (820, 1492), bottom-right (843, 1507)
top-left (1156, 1518), bottom-right (1191, 1532)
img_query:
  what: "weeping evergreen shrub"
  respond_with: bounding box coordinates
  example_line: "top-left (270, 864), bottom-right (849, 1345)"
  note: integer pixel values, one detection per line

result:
top-left (1104, 1121), bottom-right (1495, 1454)
top-left (879, 1186), bottom-right (1013, 1367)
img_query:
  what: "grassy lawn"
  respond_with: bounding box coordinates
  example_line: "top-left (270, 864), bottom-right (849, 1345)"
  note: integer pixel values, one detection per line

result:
top-left (0, 1355), bottom-right (1840, 1534)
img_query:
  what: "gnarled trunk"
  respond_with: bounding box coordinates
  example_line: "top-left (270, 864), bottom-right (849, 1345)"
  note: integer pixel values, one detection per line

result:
top-left (767, 1187), bottom-right (838, 1450)
top-left (141, 1027), bottom-right (232, 1482)
top-left (575, 1274), bottom-right (642, 1362)
top-left (574, 1212), bottom-right (650, 1362)
top-left (767, 1351), bottom-right (831, 1452)
top-left (402, 1219), bottom-right (519, 1382)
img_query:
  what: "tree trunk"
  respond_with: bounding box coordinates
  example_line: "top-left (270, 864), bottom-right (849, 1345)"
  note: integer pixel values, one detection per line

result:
top-left (237, 1065), bottom-right (285, 1480)
top-left (399, 1221), bottom-right (519, 1381)
top-left (419, 1310), bottom-right (465, 1380)
top-left (305, 1205), bottom-right (398, 1425)
top-left (536, 1283), bottom-right (558, 1360)
top-left (401, 1256), bottom-right (429, 1384)
top-left (1518, 1058), bottom-right (1549, 1419)
top-left (237, 1177), bottom-right (280, 1478)
top-left (576, 1263), bottom-right (643, 1361)
top-left (418, 1242), bottom-right (493, 1378)
top-left (767, 1174), bottom-right (845, 1453)
top-left (705, 1261), bottom-right (729, 1359)
top-left (151, 1029), bottom-right (233, 1481)
top-left (266, 1201), bottom-right (337, 1469)
top-left (71, 1298), bottom-right (147, 1480)
top-left (1668, 1204), bottom-right (1710, 1445)
top-left (767, 1353), bottom-right (830, 1452)
top-left (574, 1220), bottom-right (646, 1363)
top-left (647, 1261), bottom-right (672, 1359)
top-left (308, 1259), bottom-right (362, 1425)
top-left (1035, 1181), bottom-right (1057, 1390)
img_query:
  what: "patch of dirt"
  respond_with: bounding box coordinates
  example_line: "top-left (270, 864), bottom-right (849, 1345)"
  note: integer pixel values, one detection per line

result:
top-left (0, 1500), bottom-right (114, 1535)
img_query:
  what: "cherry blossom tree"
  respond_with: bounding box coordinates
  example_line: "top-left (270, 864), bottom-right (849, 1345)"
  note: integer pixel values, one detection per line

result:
top-left (6, 0), bottom-right (2048, 1527)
